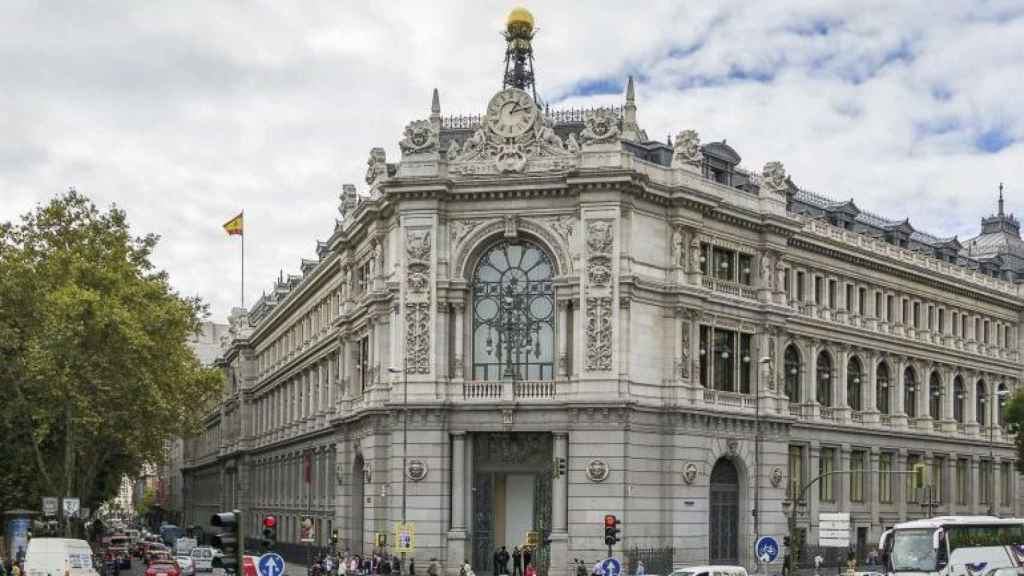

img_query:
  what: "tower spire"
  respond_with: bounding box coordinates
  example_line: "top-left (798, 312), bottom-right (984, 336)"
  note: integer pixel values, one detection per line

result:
top-left (621, 75), bottom-right (641, 142)
top-left (502, 7), bottom-right (538, 102)
top-left (430, 88), bottom-right (441, 131)
top-left (998, 182), bottom-right (1004, 216)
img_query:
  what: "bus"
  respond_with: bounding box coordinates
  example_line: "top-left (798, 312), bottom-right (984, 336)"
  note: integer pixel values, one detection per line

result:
top-left (879, 516), bottom-right (1024, 576)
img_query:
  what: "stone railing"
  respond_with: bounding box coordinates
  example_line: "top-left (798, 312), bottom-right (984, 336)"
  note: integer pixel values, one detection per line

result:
top-left (797, 216), bottom-right (1020, 297)
top-left (820, 406), bottom-right (836, 421)
top-left (700, 275), bottom-right (759, 300)
top-left (789, 403), bottom-right (804, 418)
top-left (462, 380), bottom-right (558, 401)
top-left (702, 388), bottom-right (755, 409)
top-left (850, 411), bottom-right (864, 423)
top-left (880, 414), bottom-right (893, 427)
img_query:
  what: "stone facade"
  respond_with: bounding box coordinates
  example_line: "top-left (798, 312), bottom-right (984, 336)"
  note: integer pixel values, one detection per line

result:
top-left (181, 55), bottom-right (1024, 576)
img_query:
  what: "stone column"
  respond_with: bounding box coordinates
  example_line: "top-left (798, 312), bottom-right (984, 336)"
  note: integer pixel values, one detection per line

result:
top-left (970, 455), bottom-right (980, 515)
top-left (551, 432), bottom-right (570, 576)
top-left (897, 449), bottom-right (908, 522)
top-left (893, 358), bottom-right (908, 428)
top-left (839, 445), bottom-right (851, 513)
top-left (993, 457), bottom-right (1003, 514)
top-left (869, 449), bottom-right (880, 529)
top-left (945, 453), bottom-right (956, 514)
top-left (864, 353), bottom-right (879, 423)
top-left (835, 347), bottom-right (849, 420)
top-left (966, 374), bottom-right (980, 436)
top-left (808, 442), bottom-right (820, 543)
top-left (454, 301), bottom-right (466, 380)
top-left (447, 432), bottom-right (469, 575)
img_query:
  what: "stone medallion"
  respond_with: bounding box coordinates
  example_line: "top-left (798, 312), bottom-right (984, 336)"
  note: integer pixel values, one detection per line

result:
top-left (770, 467), bottom-right (784, 488)
top-left (406, 458), bottom-right (428, 482)
top-left (682, 462), bottom-right (698, 485)
top-left (586, 458), bottom-right (610, 482)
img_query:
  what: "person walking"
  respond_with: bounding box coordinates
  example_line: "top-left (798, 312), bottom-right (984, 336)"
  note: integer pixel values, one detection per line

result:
top-left (524, 563), bottom-right (536, 576)
top-left (498, 547), bottom-right (510, 576)
top-left (512, 547), bottom-right (522, 576)
top-left (636, 561), bottom-right (646, 576)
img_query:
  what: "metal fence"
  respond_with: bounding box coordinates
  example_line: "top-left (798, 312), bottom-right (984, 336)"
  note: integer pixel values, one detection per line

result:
top-left (625, 546), bottom-right (675, 576)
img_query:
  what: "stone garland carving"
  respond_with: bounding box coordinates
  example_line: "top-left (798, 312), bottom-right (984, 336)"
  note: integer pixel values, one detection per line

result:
top-left (767, 335), bottom-right (777, 390)
top-left (586, 220), bottom-right (614, 255)
top-left (580, 108), bottom-right (621, 146)
top-left (672, 129), bottom-right (704, 166)
top-left (544, 214), bottom-right (577, 251)
top-left (405, 302), bottom-right (431, 374)
top-left (679, 320), bottom-right (691, 379)
top-left (399, 119), bottom-right (438, 155)
top-left (761, 161), bottom-right (789, 195)
top-left (474, 432), bottom-right (551, 467)
top-left (405, 230), bottom-right (432, 294)
top-left (586, 459), bottom-right (610, 482)
top-left (585, 296), bottom-right (613, 371)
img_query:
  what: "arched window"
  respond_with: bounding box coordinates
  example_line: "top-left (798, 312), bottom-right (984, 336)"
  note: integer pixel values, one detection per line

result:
top-left (953, 376), bottom-right (964, 423)
top-left (904, 367), bottom-right (918, 418)
top-left (471, 239), bottom-right (555, 381)
top-left (929, 372), bottom-right (942, 420)
top-left (784, 345), bottom-right (801, 403)
top-left (877, 362), bottom-right (891, 414)
top-left (816, 351), bottom-right (833, 406)
top-left (847, 356), bottom-right (863, 411)
top-left (976, 380), bottom-right (988, 427)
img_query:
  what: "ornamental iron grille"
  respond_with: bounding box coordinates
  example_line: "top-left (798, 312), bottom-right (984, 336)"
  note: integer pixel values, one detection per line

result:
top-left (472, 240), bottom-right (555, 381)
top-left (709, 458), bottom-right (739, 565)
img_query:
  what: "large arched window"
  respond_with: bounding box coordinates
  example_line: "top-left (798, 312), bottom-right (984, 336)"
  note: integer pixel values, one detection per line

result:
top-left (997, 383), bottom-right (1009, 427)
top-left (471, 239), bottom-right (555, 381)
top-left (847, 356), bottom-right (863, 411)
top-left (784, 345), bottom-right (801, 403)
top-left (953, 376), bottom-right (964, 423)
top-left (929, 371), bottom-right (942, 420)
top-left (905, 367), bottom-right (918, 418)
top-left (877, 362), bottom-right (891, 414)
top-left (976, 380), bottom-right (988, 427)
top-left (816, 351), bottom-right (833, 406)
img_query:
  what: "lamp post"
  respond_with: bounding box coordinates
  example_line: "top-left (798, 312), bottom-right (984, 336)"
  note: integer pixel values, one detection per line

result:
top-left (388, 361), bottom-right (409, 571)
top-left (985, 385), bottom-right (1009, 515)
top-left (755, 355), bottom-right (771, 572)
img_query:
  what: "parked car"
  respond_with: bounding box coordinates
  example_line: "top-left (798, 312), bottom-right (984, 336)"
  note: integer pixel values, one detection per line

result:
top-left (668, 566), bottom-right (748, 576)
top-left (145, 544), bottom-right (171, 564)
top-left (25, 538), bottom-right (100, 576)
top-left (175, 555), bottom-right (196, 576)
top-left (146, 560), bottom-right (181, 576)
top-left (190, 547), bottom-right (215, 573)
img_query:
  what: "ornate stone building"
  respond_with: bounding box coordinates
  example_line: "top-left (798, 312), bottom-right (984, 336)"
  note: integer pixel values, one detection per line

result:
top-left (181, 9), bottom-right (1024, 575)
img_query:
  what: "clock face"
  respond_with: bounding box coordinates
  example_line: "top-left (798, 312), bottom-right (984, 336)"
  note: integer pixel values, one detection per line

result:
top-left (487, 88), bottom-right (536, 138)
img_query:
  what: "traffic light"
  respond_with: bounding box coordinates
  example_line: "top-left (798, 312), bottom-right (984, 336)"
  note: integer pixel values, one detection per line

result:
top-left (261, 515), bottom-right (277, 549)
top-left (210, 510), bottom-right (242, 574)
top-left (603, 514), bottom-right (621, 546)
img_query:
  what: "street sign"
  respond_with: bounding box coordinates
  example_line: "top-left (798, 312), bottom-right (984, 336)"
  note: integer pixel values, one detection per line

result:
top-left (601, 558), bottom-right (622, 576)
top-left (394, 522), bottom-right (415, 552)
top-left (257, 553), bottom-right (285, 576)
top-left (818, 512), bottom-right (850, 548)
top-left (300, 516), bottom-right (315, 543)
top-left (62, 497), bottom-right (80, 518)
top-left (42, 497), bottom-right (58, 517)
top-left (755, 536), bottom-right (780, 563)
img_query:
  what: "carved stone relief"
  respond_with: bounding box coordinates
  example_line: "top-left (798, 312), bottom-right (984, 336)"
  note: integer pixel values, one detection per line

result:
top-left (679, 320), bottom-right (691, 380)
top-left (399, 119), bottom-right (438, 155)
top-left (580, 108), bottom-right (621, 146)
top-left (405, 302), bottom-right (430, 374)
top-left (366, 147), bottom-right (388, 187)
top-left (585, 296), bottom-right (613, 371)
top-left (761, 161), bottom-right (788, 195)
top-left (473, 432), bottom-right (551, 467)
top-left (672, 129), bottom-right (704, 166)
top-left (543, 214), bottom-right (577, 253)
top-left (682, 462), bottom-right (699, 485)
top-left (586, 459), bottom-right (610, 482)
top-left (770, 467), bottom-right (784, 488)
top-left (406, 459), bottom-right (428, 482)
top-left (449, 218), bottom-right (490, 256)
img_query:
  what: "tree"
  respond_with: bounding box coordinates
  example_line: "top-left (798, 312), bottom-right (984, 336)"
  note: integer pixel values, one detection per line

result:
top-left (0, 190), bottom-right (223, 513)
top-left (1004, 388), bottom-right (1024, 474)
top-left (135, 485), bottom-right (157, 518)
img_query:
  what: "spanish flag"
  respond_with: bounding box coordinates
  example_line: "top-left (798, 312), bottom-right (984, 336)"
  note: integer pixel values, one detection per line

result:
top-left (223, 212), bottom-right (243, 236)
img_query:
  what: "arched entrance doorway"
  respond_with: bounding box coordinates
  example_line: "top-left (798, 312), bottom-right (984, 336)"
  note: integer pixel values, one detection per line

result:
top-left (709, 458), bottom-right (739, 564)
top-left (351, 454), bottom-right (365, 555)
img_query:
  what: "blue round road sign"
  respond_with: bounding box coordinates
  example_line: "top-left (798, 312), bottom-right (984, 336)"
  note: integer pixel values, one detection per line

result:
top-left (601, 558), bottom-right (622, 576)
top-left (755, 536), bottom-right (779, 563)
top-left (258, 553), bottom-right (285, 576)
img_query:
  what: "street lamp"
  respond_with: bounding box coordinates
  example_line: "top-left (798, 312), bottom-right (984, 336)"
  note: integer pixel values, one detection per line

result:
top-left (387, 360), bottom-right (407, 565)
top-left (985, 385), bottom-right (1010, 515)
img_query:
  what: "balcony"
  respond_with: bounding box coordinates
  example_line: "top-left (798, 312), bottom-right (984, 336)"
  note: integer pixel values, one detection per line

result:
top-left (702, 388), bottom-right (756, 409)
top-left (701, 276), bottom-right (758, 300)
top-left (461, 380), bottom-right (558, 402)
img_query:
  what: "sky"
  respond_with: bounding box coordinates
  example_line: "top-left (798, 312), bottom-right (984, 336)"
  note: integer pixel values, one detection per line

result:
top-left (2, 1), bottom-right (1023, 321)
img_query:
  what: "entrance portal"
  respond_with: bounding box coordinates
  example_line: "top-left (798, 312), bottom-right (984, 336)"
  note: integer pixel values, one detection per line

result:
top-left (709, 458), bottom-right (739, 564)
top-left (471, 433), bottom-right (552, 576)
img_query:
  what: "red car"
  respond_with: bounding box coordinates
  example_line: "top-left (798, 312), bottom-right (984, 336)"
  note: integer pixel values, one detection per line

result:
top-left (146, 561), bottom-right (181, 576)
top-left (242, 555), bottom-right (259, 576)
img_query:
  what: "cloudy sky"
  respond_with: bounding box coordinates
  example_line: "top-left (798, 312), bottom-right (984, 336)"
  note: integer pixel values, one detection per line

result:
top-left (2, 1), bottom-right (1022, 321)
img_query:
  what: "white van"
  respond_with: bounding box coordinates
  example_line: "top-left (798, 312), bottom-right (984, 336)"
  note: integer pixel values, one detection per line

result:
top-left (24, 538), bottom-right (99, 576)
top-left (669, 566), bottom-right (749, 576)
top-left (190, 546), bottom-right (214, 572)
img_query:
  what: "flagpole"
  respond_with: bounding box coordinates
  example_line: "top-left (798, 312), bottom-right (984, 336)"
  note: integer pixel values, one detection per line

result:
top-left (241, 211), bottom-right (245, 310)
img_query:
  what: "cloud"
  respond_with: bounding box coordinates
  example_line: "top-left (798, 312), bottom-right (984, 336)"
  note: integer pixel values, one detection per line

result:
top-left (0, 0), bottom-right (1021, 321)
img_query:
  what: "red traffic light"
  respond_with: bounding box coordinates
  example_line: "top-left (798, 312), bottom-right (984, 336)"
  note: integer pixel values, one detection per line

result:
top-left (604, 514), bottom-right (617, 527)
top-left (263, 515), bottom-right (277, 529)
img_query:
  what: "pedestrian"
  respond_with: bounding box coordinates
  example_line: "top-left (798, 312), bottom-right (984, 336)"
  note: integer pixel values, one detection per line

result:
top-left (498, 547), bottom-right (510, 576)
top-left (636, 561), bottom-right (645, 576)
top-left (427, 558), bottom-right (439, 576)
top-left (408, 558), bottom-right (416, 576)
top-left (522, 549), bottom-right (531, 573)
top-left (524, 563), bottom-right (536, 576)
top-left (492, 549), bottom-right (501, 576)
top-left (512, 547), bottom-right (522, 576)
top-left (592, 559), bottom-right (604, 576)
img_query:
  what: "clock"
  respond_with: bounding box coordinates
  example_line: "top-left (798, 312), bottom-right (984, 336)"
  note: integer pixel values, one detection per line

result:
top-left (486, 88), bottom-right (536, 138)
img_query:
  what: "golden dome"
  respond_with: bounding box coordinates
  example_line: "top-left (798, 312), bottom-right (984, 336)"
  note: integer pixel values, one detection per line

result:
top-left (506, 7), bottom-right (534, 33)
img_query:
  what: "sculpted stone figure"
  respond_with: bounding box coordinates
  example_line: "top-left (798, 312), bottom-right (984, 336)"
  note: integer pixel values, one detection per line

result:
top-left (673, 129), bottom-right (704, 165)
top-left (537, 118), bottom-right (564, 150)
top-left (580, 108), bottom-right (621, 145)
top-left (365, 147), bottom-right (388, 186)
top-left (760, 252), bottom-right (773, 289)
top-left (762, 161), bottom-right (789, 194)
top-left (566, 133), bottom-right (580, 154)
top-left (398, 119), bottom-right (438, 155)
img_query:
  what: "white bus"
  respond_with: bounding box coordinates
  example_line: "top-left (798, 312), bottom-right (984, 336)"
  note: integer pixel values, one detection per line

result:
top-left (879, 516), bottom-right (1024, 576)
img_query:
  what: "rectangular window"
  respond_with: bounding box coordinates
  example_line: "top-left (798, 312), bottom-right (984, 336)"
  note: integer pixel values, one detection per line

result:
top-left (797, 271), bottom-right (806, 302)
top-left (699, 326), bottom-right (711, 387)
top-left (713, 329), bottom-right (736, 391)
top-left (927, 305), bottom-right (933, 330)
top-left (788, 445), bottom-right (805, 501)
top-left (820, 447), bottom-right (835, 502)
top-left (784, 268), bottom-right (792, 297)
top-left (358, 335), bottom-right (370, 392)
top-left (845, 284), bottom-right (853, 312)
top-left (739, 333), bottom-right (752, 394)
top-left (859, 287), bottom-right (867, 316)
top-left (738, 253), bottom-right (753, 285)
top-left (902, 299), bottom-right (909, 324)
top-left (984, 320), bottom-right (990, 344)
top-left (914, 302), bottom-right (921, 328)
top-left (700, 243), bottom-right (710, 275)
top-left (851, 450), bottom-right (866, 502)
top-left (1001, 462), bottom-right (1012, 506)
top-left (907, 454), bottom-right (922, 503)
top-left (939, 309), bottom-right (945, 333)
top-left (874, 292), bottom-right (881, 319)
top-left (829, 280), bottom-right (837, 309)
top-left (956, 458), bottom-right (968, 504)
top-left (932, 457), bottom-right (944, 504)
top-left (713, 246), bottom-right (735, 281)
top-left (953, 312), bottom-right (959, 336)
top-left (980, 460), bottom-right (992, 504)
top-left (879, 452), bottom-right (894, 503)
top-left (887, 295), bottom-right (894, 322)
top-left (815, 276), bottom-right (823, 305)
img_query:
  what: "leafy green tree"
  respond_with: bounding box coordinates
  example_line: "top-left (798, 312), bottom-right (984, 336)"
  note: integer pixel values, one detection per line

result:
top-left (136, 485), bottom-right (157, 517)
top-left (0, 190), bottom-right (223, 513)
top-left (1004, 388), bottom-right (1024, 474)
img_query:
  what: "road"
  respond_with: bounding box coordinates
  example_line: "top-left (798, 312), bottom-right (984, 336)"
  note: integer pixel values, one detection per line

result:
top-left (118, 557), bottom-right (307, 576)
